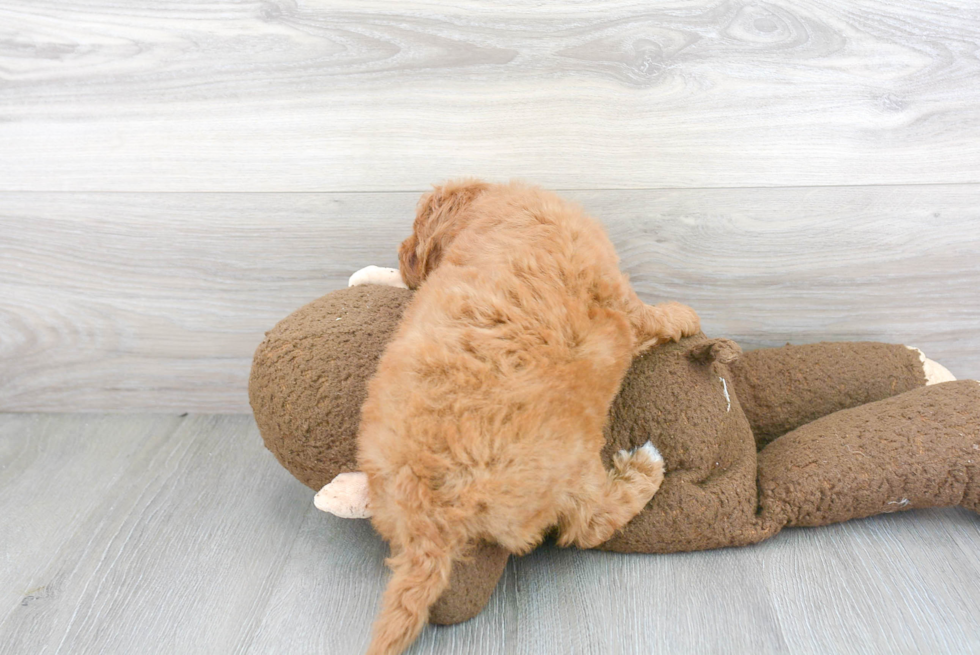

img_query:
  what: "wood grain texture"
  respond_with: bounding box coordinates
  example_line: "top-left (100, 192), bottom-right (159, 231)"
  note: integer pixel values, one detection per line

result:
top-left (2, 1), bottom-right (980, 191)
top-left (2, 414), bottom-right (979, 654)
top-left (0, 414), bottom-right (311, 655)
top-left (0, 192), bottom-right (409, 412)
top-left (2, 185), bottom-right (978, 412)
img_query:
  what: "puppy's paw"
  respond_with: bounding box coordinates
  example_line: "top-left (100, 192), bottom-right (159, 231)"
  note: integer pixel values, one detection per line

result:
top-left (631, 440), bottom-right (665, 477)
top-left (614, 441), bottom-right (665, 491)
top-left (314, 472), bottom-right (372, 518)
top-left (348, 265), bottom-right (408, 289)
top-left (664, 302), bottom-right (701, 340)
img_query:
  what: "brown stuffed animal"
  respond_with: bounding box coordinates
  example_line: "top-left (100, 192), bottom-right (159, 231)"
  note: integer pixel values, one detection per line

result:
top-left (249, 281), bottom-right (980, 626)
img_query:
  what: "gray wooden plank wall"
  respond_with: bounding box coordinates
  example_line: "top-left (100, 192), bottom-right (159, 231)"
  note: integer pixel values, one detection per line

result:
top-left (2, 187), bottom-right (979, 412)
top-left (2, 1), bottom-right (980, 411)
top-left (2, 1), bottom-right (980, 191)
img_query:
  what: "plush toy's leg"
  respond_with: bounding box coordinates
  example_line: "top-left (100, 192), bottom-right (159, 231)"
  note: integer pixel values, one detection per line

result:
top-left (428, 542), bottom-right (510, 625)
top-left (757, 380), bottom-right (980, 530)
top-left (314, 470), bottom-right (506, 625)
top-left (727, 342), bottom-right (933, 449)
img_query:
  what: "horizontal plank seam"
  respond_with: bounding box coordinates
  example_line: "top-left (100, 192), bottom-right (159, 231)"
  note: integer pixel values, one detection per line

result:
top-left (2, 180), bottom-right (980, 195)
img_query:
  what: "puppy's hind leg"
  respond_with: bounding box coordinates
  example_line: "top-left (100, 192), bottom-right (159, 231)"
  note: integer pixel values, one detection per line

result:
top-left (556, 442), bottom-right (665, 549)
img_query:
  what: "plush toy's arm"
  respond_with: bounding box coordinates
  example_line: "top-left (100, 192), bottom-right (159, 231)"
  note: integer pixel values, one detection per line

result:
top-left (727, 341), bottom-right (952, 450)
top-left (348, 265), bottom-right (408, 289)
top-left (315, 472), bottom-right (372, 519)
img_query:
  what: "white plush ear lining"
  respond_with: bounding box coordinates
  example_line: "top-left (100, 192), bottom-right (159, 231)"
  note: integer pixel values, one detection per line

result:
top-left (348, 265), bottom-right (408, 289)
top-left (314, 472), bottom-right (372, 519)
top-left (906, 346), bottom-right (957, 385)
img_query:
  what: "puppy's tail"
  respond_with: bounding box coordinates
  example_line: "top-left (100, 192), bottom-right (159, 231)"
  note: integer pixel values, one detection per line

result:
top-left (366, 534), bottom-right (455, 655)
top-left (365, 482), bottom-right (458, 655)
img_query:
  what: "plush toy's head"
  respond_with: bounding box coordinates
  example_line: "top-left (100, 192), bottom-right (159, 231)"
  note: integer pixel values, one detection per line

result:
top-left (599, 335), bottom-right (766, 552)
top-left (250, 285), bottom-right (414, 491)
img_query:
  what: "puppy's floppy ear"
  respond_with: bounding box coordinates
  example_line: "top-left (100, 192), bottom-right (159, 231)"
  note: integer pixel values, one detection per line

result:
top-left (398, 178), bottom-right (490, 288)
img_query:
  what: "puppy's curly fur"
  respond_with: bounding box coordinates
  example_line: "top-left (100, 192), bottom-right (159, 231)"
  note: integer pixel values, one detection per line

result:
top-left (358, 180), bottom-right (700, 655)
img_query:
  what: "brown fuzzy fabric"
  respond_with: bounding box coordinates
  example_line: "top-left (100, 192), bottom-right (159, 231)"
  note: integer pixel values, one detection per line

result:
top-left (598, 336), bottom-right (761, 553)
top-left (728, 342), bottom-right (927, 450)
top-left (428, 542), bottom-right (510, 625)
top-left (249, 285), bottom-right (978, 626)
top-left (758, 380), bottom-right (980, 527)
top-left (249, 286), bottom-right (413, 491)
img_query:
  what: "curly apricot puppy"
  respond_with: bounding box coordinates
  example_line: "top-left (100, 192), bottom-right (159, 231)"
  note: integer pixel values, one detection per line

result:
top-left (358, 180), bottom-right (700, 654)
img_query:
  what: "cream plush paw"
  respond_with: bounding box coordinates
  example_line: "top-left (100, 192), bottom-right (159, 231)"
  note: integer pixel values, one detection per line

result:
top-left (906, 347), bottom-right (957, 385)
top-left (348, 265), bottom-right (408, 289)
top-left (314, 472), bottom-right (372, 518)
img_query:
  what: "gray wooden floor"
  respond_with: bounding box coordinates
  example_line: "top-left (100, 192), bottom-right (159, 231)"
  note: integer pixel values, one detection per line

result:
top-left (2, 413), bottom-right (979, 655)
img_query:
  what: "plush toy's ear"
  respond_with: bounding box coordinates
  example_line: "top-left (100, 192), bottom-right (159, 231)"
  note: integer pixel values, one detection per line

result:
top-left (398, 179), bottom-right (490, 288)
top-left (686, 338), bottom-right (742, 364)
